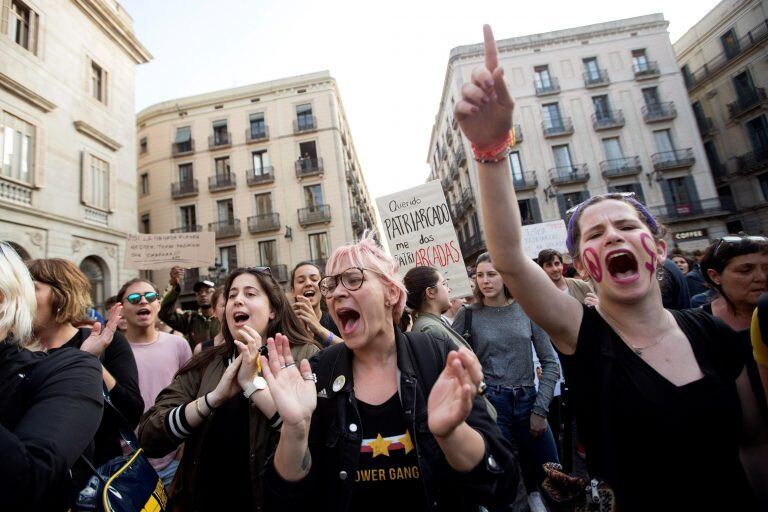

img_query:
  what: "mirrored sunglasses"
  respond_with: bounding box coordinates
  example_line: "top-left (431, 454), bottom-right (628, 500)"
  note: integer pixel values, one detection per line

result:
top-left (125, 291), bottom-right (159, 305)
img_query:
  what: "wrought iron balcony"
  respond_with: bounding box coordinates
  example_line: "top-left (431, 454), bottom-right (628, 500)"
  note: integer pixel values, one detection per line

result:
top-left (696, 117), bottom-right (717, 138)
top-left (441, 176), bottom-right (452, 190)
top-left (247, 212), bottom-right (280, 233)
top-left (295, 157), bottom-right (324, 178)
top-left (448, 162), bottom-right (459, 181)
top-left (245, 126), bottom-right (269, 143)
top-left (727, 87), bottom-right (767, 120)
top-left (633, 61), bottom-right (660, 80)
top-left (651, 148), bottom-right (695, 171)
top-left (351, 210), bottom-right (363, 230)
top-left (346, 170), bottom-right (358, 184)
top-left (542, 117), bottom-right (574, 138)
top-left (455, 145), bottom-right (467, 167)
top-left (271, 264), bottom-right (288, 283)
top-left (171, 179), bottom-right (198, 198)
top-left (208, 173), bottom-right (236, 192)
top-left (459, 187), bottom-right (474, 211)
top-left (208, 219), bottom-right (241, 239)
top-left (642, 102), bottom-right (677, 123)
top-left (735, 146), bottom-right (768, 175)
top-left (446, 129), bottom-right (454, 146)
top-left (293, 116), bottom-right (316, 133)
top-left (170, 225), bottom-right (202, 233)
top-left (208, 132), bottom-right (231, 149)
top-left (648, 198), bottom-right (732, 223)
top-left (172, 140), bottom-right (194, 157)
top-left (298, 204), bottom-right (331, 227)
top-left (600, 157), bottom-right (642, 178)
top-left (592, 110), bottom-right (625, 131)
top-left (548, 164), bottom-right (589, 185)
top-left (459, 232), bottom-right (486, 258)
top-left (583, 69), bottom-right (610, 88)
top-left (534, 77), bottom-right (560, 96)
top-left (513, 171), bottom-right (538, 191)
top-left (246, 167), bottom-right (275, 186)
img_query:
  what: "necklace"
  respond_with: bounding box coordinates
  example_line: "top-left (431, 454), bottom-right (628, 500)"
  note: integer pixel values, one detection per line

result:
top-left (599, 308), bottom-right (670, 357)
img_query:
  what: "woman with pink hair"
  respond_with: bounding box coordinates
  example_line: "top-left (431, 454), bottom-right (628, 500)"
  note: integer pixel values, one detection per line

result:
top-left (261, 236), bottom-right (518, 512)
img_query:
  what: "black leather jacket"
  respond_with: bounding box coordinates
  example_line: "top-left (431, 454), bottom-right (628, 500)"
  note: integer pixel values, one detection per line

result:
top-left (264, 329), bottom-right (519, 511)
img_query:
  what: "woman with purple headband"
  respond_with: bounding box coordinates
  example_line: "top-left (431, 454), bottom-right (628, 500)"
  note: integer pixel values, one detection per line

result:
top-left (452, 24), bottom-right (768, 511)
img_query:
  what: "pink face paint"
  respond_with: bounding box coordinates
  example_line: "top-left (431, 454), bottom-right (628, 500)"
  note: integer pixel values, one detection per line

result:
top-left (640, 233), bottom-right (657, 281)
top-left (582, 248), bottom-right (603, 283)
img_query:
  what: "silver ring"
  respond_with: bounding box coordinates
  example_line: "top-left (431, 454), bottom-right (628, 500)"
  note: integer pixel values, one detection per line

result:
top-left (477, 381), bottom-right (488, 396)
top-left (279, 365), bottom-right (287, 369)
top-left (284, 362), bottom-right (296, 369)
top-left (303, 373), bottom-right (317, 382)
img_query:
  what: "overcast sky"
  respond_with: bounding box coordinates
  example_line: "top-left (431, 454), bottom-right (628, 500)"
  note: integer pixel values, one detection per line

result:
top-left (124, 0), bottom-right (719, 199)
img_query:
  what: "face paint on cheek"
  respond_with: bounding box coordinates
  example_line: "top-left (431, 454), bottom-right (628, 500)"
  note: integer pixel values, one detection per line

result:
top-left (640, 233), bottom-right (657, 281)
top-left (582, 248), bottom-right (603, 283)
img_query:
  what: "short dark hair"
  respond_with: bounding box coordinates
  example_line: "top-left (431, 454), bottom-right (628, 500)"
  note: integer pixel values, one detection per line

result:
top-left (700, 236), bottom-right (768, 308)
top-left (537, 249), bottom-right (563, 267)
top-left (116, 278), bottom-right (158, 303)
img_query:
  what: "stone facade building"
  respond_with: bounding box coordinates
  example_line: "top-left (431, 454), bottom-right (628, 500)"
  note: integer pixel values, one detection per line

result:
top-left (428, 14), bottom-right (727, 261)
top-left (0, 0), bottom-right (151, 310)
top-left (136, 71), bottom-right (376, 297)
top-left (674, 0), bottom-right (768, 236)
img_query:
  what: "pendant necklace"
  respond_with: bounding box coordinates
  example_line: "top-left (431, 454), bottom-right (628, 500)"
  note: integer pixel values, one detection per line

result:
top-left (600, 308), bottom-right (670, 357)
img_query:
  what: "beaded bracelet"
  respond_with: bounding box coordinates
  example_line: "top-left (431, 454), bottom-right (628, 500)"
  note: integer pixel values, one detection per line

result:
top-left (471, 129), bottom-right (516, 164)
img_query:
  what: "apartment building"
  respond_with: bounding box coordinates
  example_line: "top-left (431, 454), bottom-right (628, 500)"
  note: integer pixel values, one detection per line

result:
top-left (428, 14), bottom-right (726, 262)
top-left (136, 72), bottom-right (376, 296)
top-left (674, 0), bottom-right (768, 235)
top-left (0, 0), bottom-right (151, 310)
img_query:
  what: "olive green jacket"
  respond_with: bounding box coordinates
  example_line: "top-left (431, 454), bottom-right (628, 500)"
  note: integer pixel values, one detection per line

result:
top-left (159, 284), bottom-right (220, 349)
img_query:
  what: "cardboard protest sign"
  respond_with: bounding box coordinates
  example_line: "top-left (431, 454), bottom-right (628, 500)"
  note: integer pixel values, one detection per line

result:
top-left (124, 232), bottom-right (216, 270)
top-left (521, 220), bottom-right (568, 260)
top-left (376, 181), bottom-right (472, 298)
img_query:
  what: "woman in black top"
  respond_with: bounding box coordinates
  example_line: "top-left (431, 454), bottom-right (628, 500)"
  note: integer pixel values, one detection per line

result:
top-left (290, 261), bottom-right (342, 346)
top-left (0, 243), bottom-right (103, 511)
top-left (27, 258), bottom-right (143, 466)
top-left (452, 25), bottom-right (767, 510)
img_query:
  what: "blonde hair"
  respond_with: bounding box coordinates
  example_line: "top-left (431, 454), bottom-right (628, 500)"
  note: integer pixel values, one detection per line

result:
top-left (325, 234), bottom-right (406, 325)
top-left (27, 258), bottom-right (91, 325)
top-left (0, 243), bottom-right (37, 343)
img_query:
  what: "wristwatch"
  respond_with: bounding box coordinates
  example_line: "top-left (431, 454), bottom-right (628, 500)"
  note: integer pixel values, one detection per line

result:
top-left (243, 376), bottom-right (267, 399)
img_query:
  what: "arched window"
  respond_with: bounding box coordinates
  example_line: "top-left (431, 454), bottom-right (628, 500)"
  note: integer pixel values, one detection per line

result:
top-left (1, 241), bottom-right (30, 261)
top-left (80, 256), bottom-right (106, 313)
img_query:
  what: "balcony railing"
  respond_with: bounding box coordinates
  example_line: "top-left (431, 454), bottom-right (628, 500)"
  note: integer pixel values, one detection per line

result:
top-left (171, 179), bottom-right (198, 198)
top-left (727, 87), bottom-right (767, 120)
top-left (441, 176), bottom-right (453, 190)
top-left (271, 264), bottom-right (288, 283)
top-left (346, 170), bottom-right (358, 184)
top-left (452, 202), bottom-right (465, 222)
top-left (208, 132), bottom-right (231, 149)
top-left (696, 116), bottom-right (717, 138)
top-left (542, 117), bottom-right (574, 138)
top-left (298, 204), bottom-right (331, 227)
top-left (172, 140), bottom-right (194, 157)
top-left (513, 171), bottom-right (538, 191)
top-left (642, 102), bottom-right (677, 123)
top-left (459, 232), bottom-right (486, 257)
top-left (247, 212), bottom-right (280, 233)
top-left (245, 126), bottom-right (269, 143)
top-left (514, 124), bottom-right (523, 143)
top-left (548, 164), bottom-right (589, 185)
top-left (648, 197), bottom-right (732, 223)
top-left (170, 225), bottom-right (202, 233)
top-left (633, 61), bottom-right (660, 80)
top-left (295, 157), bottom-right (323, 178)
top-left (592, 110), bottom-right (625, 130)
top-left (246, 167), bottom-right (275, 186)
top-left (455, 145), bottom-right (467, 167)
top-left (208, 173), bottom-right (236, 192)
top-left (600, 156), bottom-right (642, 178)
top-left (534, 78), bottom-right (560, 96)
top-left (651, 148), bottom-right (695, 171)
top-left (460, 188), bottom-right (474, 212)
top-left (208, 219), bottom-right (241, 239)
top-left (446, 130), bottom-right (454, 146)
top-left (583, 69), bottom-right (610, 88)
top-left (736, 146), bottom-right (768, 175)
top-left (351, 210), bottom-right (363, 230)
top-left (293, 116), bottom-right (317, 133)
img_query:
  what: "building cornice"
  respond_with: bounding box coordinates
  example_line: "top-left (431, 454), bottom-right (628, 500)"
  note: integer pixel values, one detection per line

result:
top-left (673, 0), bottom-right (755, 58)
top-left (0, 198), bottom-right (131, 238)
top-left (71, 0), bottom-right (152, 64)
top-left (74, 120), bottom-right (122, 151)
top-left (0, 72), bottom-right (56, 112)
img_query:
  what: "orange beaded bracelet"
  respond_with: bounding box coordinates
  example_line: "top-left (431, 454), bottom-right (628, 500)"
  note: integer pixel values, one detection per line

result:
top-left (471, 129), bottom-right (516, 164)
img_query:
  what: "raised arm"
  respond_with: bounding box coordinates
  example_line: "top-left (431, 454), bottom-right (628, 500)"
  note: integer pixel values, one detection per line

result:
top-left (454, 25), bottom-right (582, 353)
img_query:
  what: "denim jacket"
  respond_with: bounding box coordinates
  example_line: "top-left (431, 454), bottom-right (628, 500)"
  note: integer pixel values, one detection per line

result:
top-left (263, 329), bottom-right (519, 512)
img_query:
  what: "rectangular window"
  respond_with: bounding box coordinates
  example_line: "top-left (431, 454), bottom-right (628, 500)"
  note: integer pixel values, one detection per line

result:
top-left (601, 137), bottom-right (624, 162)
top-left (653, 129), bottom-right (674, 154)
top-left (140, 213), bottom-right (150, 234)
top-left (552, 144), bottom-right (573, 170)
top-left (259, 240), bottom-right (278, 267)
top-left (631, 49), bottom-right (649, 71)
top-left (217, 199), bottom-right (234, 223)
top-left (174, 126), bottom-right (192, 153)
top-left (746, 115), bottom-right (768, 153)
top-left (665, 177), bottom-right (694, 209)
top-left (609, 183), bottom-right (646, 204)
top-left (91, 61), bottom-right (106, 103)
top-left (214, 156), bottom-right (231, 177)
top-left (179, 205), bottom-right (197, 229)
top-left (212, 119), bottom-right (228, 144)
top-left (296, 103), bottom-right (314, 130)
top-left (704, 141), bottom-right (724, 178)
top-left (304, 184), bottom-right (323, 208)
top-left (517, 198), bottom-right (541, 225)
top-left (534, 65), bottom-right (552, 88)
top-left (542, 103), bottom-right (563, 129)
top-left (681, 64), bottom-right (694, 88)
top-left (249, 112), bottom-right (266, 138)
top-left (252, 150), bottom-right (269, 174)
top-left (592, 95), bottom-right (611, 119)
top-left (139, 172), bottom-right (149, 196)
top-left (642, 87), bottom-right (660, 106)
top-left (139, 137), bottom-right (148, 154)
top-left (557, 191), bottom-right (590, 219)
top-left (178, 162), bottom-right (193, 182)
top-left (759, 174), bottom-right (768, 201)
top-left (508, 151), bottom-right (524, 182)
top-left (254, 192), bottom-right (272, 215)
top-left (0, 111), bottom-right (34, 183)
top-left (720, 29), bottom-right (740, 59)
top-left (9, 1), bottom-right (37, 53)
top-left (299, 140), bottom-right (317, 160)
top-left (583, 57), bottom-right (600, 80)
top-left (733, 71), bottom-right (757, 102)
top-left (87, 154), bottom-right (109, 210)
top-left (219, 246), bottom-right (238, 274)
top-left (308, 232), bottom-right (330, 262)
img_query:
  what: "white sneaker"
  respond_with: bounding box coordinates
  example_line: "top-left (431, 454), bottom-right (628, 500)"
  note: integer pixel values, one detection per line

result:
top-left (528, 491), bottom-right (548, 512)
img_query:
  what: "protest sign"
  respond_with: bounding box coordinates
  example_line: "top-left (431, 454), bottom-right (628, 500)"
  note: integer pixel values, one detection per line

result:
top-left (376, 181), bottom-right (471, 298)
top-left (521, 220), bottom-right (568, 260)
top-left (124, 232), bottom-right (216, 270)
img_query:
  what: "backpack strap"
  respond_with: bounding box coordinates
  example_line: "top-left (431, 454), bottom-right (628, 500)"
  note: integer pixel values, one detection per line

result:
top-left (402, 331), bottom-right (444, 398)
top-left (460, 306), bottom-right (474, 350)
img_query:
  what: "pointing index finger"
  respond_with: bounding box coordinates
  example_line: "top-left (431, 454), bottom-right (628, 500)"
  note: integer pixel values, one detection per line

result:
top-left (483, 24), bottom-right (498, 72)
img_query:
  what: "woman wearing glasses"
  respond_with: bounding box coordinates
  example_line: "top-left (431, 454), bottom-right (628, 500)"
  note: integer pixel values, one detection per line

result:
top-left (451, 25), bottom-right (767, 511)
top-left (118, 278), bottom-right (192, 486)
top-left (138, 267), bottom-right (319, 510)
top-left (262, 237), bottom-right (518, 512)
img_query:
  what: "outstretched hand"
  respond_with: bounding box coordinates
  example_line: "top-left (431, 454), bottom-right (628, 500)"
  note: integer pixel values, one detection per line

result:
top-left (80, 303), bottom-right (122, 357)
top-left (428, 348), bottom-right (485, 438)
top-left (261, 334), bottom-right (316, 430)
top-left (454, 25), bottom-right (515, 149)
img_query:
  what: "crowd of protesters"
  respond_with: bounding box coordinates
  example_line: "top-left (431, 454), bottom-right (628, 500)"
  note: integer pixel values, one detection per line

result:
top-left (1, 24), bottom-right (768, 512)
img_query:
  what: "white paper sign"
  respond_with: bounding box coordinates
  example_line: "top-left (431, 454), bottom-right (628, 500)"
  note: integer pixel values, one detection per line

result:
top-left (376, 181), bottom-right (472, 298)
top-left (521, 220), bottom-right (568, 260)
top-left (124, 232), bottom-right (216, 270)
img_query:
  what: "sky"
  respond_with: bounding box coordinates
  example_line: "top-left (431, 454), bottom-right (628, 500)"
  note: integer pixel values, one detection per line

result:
top-left (123, 0), bottom-right (720, 200)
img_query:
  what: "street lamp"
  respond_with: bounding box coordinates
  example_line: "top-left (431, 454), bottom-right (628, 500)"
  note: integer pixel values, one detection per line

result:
top-left (207, 260), bottom-right (227, 285)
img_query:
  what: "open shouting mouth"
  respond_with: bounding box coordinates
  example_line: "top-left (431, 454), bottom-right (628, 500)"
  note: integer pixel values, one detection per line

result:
top-left (335, 306), bottom-right (361, 336)
top-left (136, 308), bottom-right (152, 321)
top-left (605, 250), bottom-right (639, 284)
top-left (232, 311), bottom-right (250, 328)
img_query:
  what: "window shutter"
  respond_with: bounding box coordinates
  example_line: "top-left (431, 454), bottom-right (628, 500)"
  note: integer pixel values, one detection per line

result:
top-left (557, 194), bottom-right (568, 219)
top-left (684, 175), bottom-right (701, 213)
top-left (80, 151), bottom-right (88, 205)
top-left (531, 197), bottom-right (542, 223)
top-left (108, 160), bottom-right (115, 212)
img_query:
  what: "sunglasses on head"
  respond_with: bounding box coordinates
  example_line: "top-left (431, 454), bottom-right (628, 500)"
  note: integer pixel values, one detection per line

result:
top-left (565, 192), bottom-right (637, 218)
top-left (713, 235), bottom-right (768, 257)
top-left (245, 266), bottom-right (272, 276)
top-left (125, 291), bottom-right (159, 305)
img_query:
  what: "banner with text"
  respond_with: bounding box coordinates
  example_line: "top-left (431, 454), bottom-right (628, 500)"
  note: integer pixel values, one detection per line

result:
top-left (376, 181), bottom-right (471, 298)
top-left (521, 220), bottom-right (568, 260)
top-left (124, 232), bottom-right (216, 270)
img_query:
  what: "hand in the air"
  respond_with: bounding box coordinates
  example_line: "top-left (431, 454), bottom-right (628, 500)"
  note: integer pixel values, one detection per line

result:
top-left (428, 348), bottom-right (484, 438)
top-left (80, 303), bottom-right (122, 357)
top-left (234, 325), bottom-right (263, 389)
top-left (454, 25), bottom-right (515, 149)
top-left (169, 266), bottom-right (185, 286)
top-left (293, 296), bottom-right (322, 334)
top-left (261, 333), bottom-right (316, 430)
